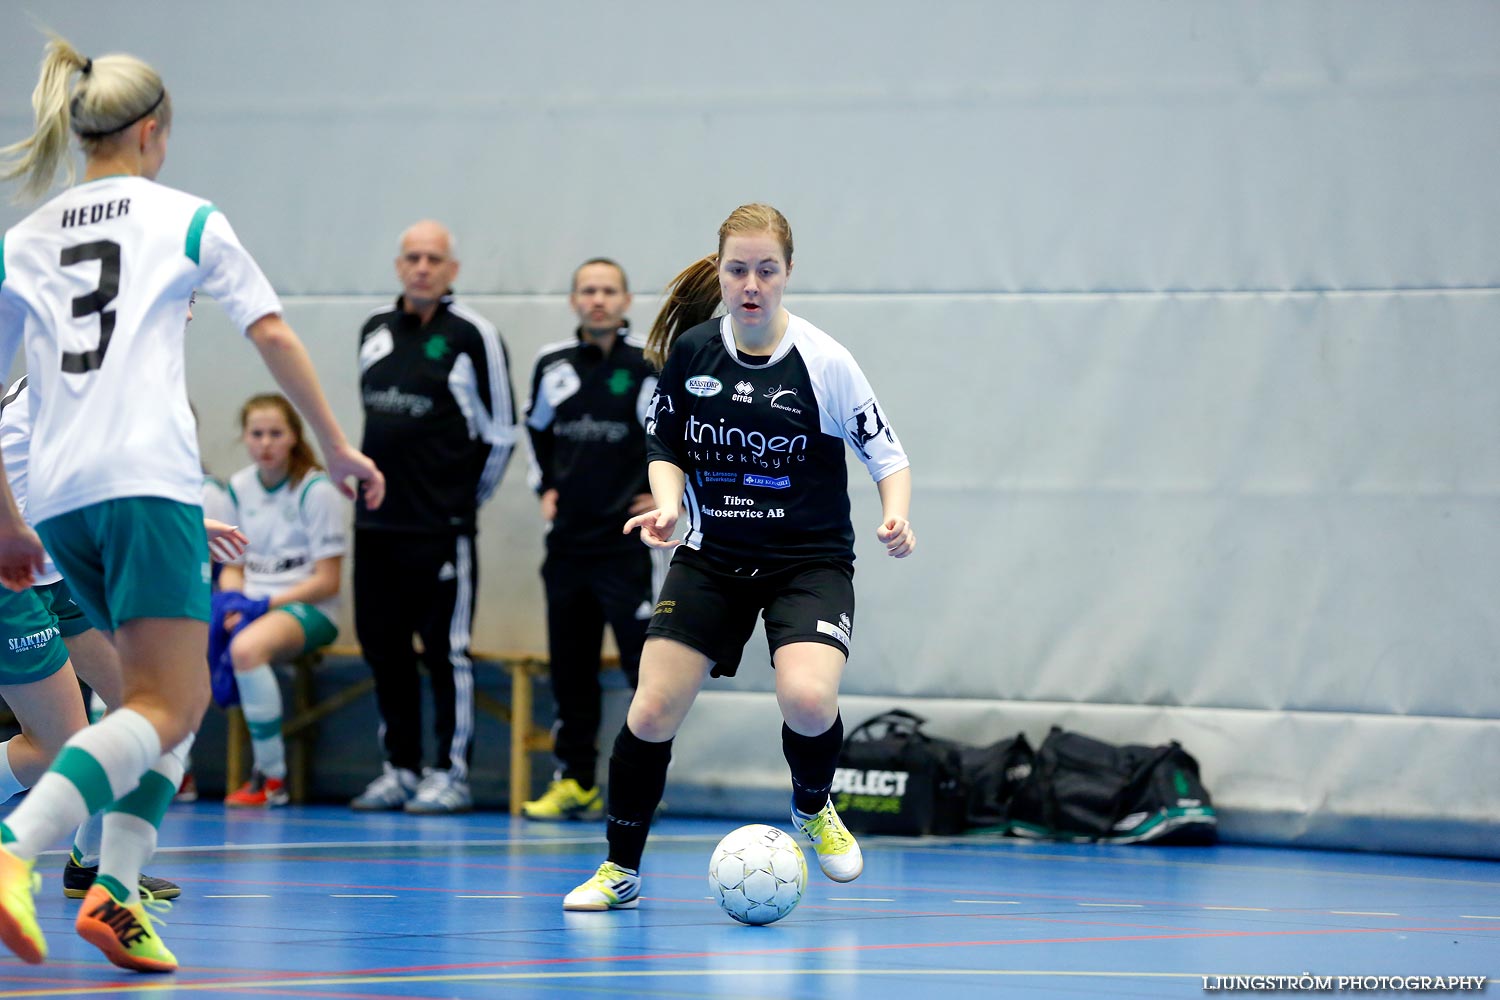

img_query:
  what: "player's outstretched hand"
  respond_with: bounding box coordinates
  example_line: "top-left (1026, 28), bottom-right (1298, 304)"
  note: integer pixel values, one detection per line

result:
top-left (0, 525), bottom-right (45, 591)
top-left (205, 520), bottom-right (249, 563)
top-left (328, 444), bottom-right (386, 509)
top-left (624, 507), bottom-right (681, 549)
top-left (877, 516), bottom-right (915, 558)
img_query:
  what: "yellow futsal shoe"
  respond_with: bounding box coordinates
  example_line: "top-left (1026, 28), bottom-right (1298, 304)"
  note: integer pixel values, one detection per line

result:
top-left (523, 778), bottom-right (603, 821)
top-left (793, 798), bottom-right (865, 883)
top-left (563, 861), bottom-right (641, 911)
top-left (75, 883), bottom-right (178, 973)
top-left (0, 845), bottom-right (45, 964)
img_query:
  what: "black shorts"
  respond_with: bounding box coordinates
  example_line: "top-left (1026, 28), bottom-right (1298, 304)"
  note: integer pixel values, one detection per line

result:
top-left (647, 553), bottom-right (855, 678)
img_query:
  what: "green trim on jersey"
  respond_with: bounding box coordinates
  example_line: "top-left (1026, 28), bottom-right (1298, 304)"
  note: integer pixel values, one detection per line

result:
top-left (0, 235), bottom-right (6, 287)
top-left (185, 204), bottom-right (218, 264)
top-left (298, 472), bottom-right (329, 509)
top-left (225, 480), bottom-right (239, 505)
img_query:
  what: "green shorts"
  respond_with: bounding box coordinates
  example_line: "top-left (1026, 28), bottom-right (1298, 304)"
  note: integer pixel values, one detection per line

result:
top-left (34, 579), bottom-right (97, 638)
top-left (280, 602), bottom-right (338, 653)
top-left (38, 497), bottom-right (211, 631)
top-left (0, 585), bottom-right (68, 685)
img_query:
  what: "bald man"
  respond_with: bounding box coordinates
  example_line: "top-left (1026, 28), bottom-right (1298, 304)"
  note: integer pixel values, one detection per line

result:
top-left (351, 221), bottom-right (516, 813)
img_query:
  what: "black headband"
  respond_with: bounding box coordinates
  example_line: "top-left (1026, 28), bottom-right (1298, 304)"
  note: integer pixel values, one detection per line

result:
top-left (81, 58), bottom-right (93, 75)
top-left (71, 88), bottom-right (165, 140)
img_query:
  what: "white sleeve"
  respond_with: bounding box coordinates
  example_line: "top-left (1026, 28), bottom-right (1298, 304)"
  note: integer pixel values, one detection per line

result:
top-left (195, 210), bottom-right (283, 335)
top-left (300, 475), bottom-right (348, 561)
top-left (201, 477), bottom-right (235, 523)
top-left (820, 350), bottom-right (910, 483)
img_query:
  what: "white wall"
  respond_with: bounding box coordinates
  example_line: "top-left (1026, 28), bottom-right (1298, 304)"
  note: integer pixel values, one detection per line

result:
top-left (3, 0), bottom-right (1497, 852)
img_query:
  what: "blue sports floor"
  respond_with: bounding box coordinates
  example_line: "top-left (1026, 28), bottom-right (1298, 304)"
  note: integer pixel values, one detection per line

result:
top-left (3, 803), bottom-right (1496, 998)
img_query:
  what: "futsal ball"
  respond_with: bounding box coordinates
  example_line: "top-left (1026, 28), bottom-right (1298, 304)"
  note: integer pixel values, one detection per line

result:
top-left (708, 823), bottom-right (808, 925)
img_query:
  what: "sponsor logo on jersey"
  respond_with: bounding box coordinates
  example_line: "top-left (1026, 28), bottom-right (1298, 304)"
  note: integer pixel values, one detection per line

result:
top-left (684, 416), bottom-right (807, 460)
top-left (732, 380), bottom-right (754, 403)
top-left (700, 470), bottom-right (738, 484)
top-left (743, 474), bottom-right (791, 489)
top-left (653, 599), bottom-right (676, 615)
top-left (247, 555), bottom-right (309, 575)
top-left (363, 386), bottom-right (433, 418)
top-left (554, 416), bottom-right (631, 443)
top-left (7, 625), bottom-right (60, 653)
top-left (608, 369), bottom-right (635, 396)
top-left (686, 376), bottom-right (723, 397)
top-left (763, 385), bottom-right (802, 414)
top-left (844, 398), bottom-right (894, 460)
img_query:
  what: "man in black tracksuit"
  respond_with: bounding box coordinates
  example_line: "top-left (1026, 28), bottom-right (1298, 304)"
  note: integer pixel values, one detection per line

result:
top-left (351, 220), bottom-right (515, 814)
top-left (521, 258), bottom-right (658, 820)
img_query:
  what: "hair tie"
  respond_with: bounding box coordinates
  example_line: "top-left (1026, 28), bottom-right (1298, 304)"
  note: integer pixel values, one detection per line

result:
top-left (81, 58), bottom-right (93, 75)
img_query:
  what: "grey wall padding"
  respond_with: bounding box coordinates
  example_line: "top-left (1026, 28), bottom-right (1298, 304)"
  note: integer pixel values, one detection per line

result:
top-left (2, 1), bottom-right (1496, 853)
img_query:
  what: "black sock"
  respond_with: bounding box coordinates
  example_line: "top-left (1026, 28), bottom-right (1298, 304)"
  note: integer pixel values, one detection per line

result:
top-left (783, 713), bottom-right (844, 816)
top-left (604, 724), bottom-right (672, 871)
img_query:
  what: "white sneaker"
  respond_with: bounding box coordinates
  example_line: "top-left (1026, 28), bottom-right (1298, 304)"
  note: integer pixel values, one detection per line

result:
top-left (350, 763), bottom-right (419, 811)
top-left (405, 768), bottom-right (472, 814)
top-left (793, 797), bottom-right (864, 883)
top-left (563, 861), bottom-right (640, 911)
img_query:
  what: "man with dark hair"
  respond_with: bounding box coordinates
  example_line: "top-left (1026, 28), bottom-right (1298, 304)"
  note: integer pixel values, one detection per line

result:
top-left (522, 258), bottom-right (659, 819)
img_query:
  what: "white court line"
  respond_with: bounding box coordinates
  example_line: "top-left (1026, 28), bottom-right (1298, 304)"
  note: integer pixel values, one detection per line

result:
top-left (953, 900), bottom-right (1021, 905)
top-left (1330, 910), bottom-right (1398, 916)
top-left (204, 894), bottom-right (271, 898)
top-left (457, 895), bottom-right (523, 899)
top-left (1078, 903), bottom-right (1143, 908)
top-left (331, 893), bottom-right (397, 898)
top-left (1461, 914), bottom-right (1500, 920)
top-left (828, 897), bottom-right (894, 902)
top-left (1203, 906), bottom-right (1270, 911)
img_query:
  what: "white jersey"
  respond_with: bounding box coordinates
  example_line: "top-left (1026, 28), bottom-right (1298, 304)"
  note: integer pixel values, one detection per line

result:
top-left (225, 464), bottom-right (347, 621)
top-left (0, 378), bottom-right (60, 585)
top-left (0, 176), bottom-right (282, 523)
top-left (201, 472), bottom-right (233, 524)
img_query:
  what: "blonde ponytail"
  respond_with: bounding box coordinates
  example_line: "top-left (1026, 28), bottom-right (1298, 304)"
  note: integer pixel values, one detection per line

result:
top-left (0, 34), bottom-right (171, 203)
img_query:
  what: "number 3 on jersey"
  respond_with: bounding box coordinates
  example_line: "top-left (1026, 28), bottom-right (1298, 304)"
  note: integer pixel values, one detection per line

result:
top-left (59, 239), bottom-right (120, 373)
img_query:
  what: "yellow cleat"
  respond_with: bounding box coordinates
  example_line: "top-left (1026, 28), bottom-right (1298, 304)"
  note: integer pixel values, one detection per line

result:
top-left (0, 846), bottom-right (45, 964)
top-left (563, 861), bottom-right (641, 911)
top-left (794, 798), bottom-right (864, 883)
top-left (523, 778), bottom-right (603, 821)
top-left (74, 883), bottom-right (178, 973)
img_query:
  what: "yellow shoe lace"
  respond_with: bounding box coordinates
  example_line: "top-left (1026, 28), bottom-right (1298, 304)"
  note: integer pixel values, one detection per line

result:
top-left (803, 807), bottom-right (852, 855)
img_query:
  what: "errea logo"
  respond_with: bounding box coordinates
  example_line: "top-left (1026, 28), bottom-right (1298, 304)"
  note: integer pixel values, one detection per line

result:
top-left (686, 376), bottom-right (722, 397)
top-left (732, 380), bottom-right (754, 403)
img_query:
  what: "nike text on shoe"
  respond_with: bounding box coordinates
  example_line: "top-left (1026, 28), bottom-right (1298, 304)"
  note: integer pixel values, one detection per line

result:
top-left (63, 857), bottom-right (181, 901)
top-left (404, 768), bottom-right (473, 814)
top-left (522, 778), bottom-right (602, 821)
top-left (793, 797), bottom-right (864, 883)
top-left (350, 763), bottom-right (419, 811)
top-left (0, 846), bottom-right (45, 964)
top-left (74, 883), bottom-right (177, 973)
top-left (563, 861), bottom-right (641, 911)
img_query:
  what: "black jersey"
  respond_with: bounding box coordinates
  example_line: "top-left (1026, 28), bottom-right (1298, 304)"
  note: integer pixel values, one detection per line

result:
top-left (524, 325), bottom-right (657, 554)
top-left (356, 293), bottom-right (516, 534)
top-left (646, 313), bottom-right (908, 572)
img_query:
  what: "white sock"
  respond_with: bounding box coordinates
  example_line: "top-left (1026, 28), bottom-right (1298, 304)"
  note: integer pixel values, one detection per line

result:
top-left (72, 811), bottom-right (104, 867)
top-left (0, 740), bottom-right (25, 802)
top-left (236, 664), bottom-right (286, 780)
top-left (1, 709), bottom-right (160, 861)
top-left (97, 734), bottom-right (192, 904)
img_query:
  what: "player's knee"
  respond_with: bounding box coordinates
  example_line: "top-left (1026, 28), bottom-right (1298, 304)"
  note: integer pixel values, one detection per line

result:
top-left (778, 686), bottom-right (838, 735)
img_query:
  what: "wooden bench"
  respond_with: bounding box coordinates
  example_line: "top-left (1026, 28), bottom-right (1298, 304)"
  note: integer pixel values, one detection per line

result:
top-left (223, 645), bottom-right (616, 815)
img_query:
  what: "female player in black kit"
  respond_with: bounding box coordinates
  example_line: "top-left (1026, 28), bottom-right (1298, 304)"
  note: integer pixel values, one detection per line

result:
top-left (565, 203), bottom-right (914, 910)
